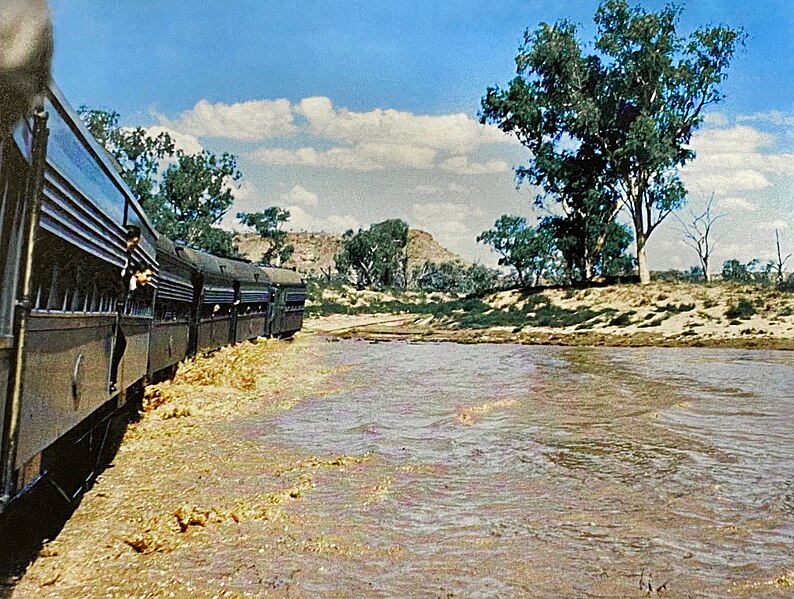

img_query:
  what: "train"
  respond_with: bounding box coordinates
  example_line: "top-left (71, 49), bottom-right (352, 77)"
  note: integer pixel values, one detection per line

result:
top-left (0, 84), bottom-right (306, 512)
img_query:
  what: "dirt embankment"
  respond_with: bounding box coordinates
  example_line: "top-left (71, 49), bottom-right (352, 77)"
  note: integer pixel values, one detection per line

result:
top-left (307, 282), bottom-right (794, 350)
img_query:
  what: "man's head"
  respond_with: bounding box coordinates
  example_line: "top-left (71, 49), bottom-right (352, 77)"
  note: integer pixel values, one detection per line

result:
top-left (133, 268), bottom-right (153, 287)
top-left (125, 225), bottom-right (141, 252)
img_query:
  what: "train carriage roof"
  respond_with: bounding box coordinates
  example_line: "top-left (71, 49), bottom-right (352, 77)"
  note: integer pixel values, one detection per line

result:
top-left (260, 266), bottom-right (305, 287)
top-left (174, 245), bottom-right (223, 278)
top-left (174, 245), bottom-right (271, 287)
top-left (216, 256), bottom-right (271, 286)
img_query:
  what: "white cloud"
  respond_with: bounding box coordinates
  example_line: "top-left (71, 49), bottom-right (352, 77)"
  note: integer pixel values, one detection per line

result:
top-left (415, 182), bottom-right (468, 195)
top-left (294, 96), bottom-right (511, 152)
top-left (682, 125), bottom-right (794, 194)
top-left (164, 95), bottom-right (520, 174)
top-left (412, 202), bottom-right (474, 253)
top-left (252, 143), bottom-right (441, 172)
top-left (142, 125), bottom-right (204, 155)
top-left (737, 111), bottom-right (794, 128)
top-left (281, 184), bottom-right (318, 206)
top-left (438, 156), bottom-right (511, 175)
top-left (173, 98), bottom-right (296, 141)
top-left (717, 196), bottom-right (756, 212)
top-left (703, 112), bottom-right (729, 127)
top-left (285, 205), bottom-right (359, 234)
top-left (252, 146), bottom-right (380, 171)
top-left (756, 219), bottom-right (789, 231)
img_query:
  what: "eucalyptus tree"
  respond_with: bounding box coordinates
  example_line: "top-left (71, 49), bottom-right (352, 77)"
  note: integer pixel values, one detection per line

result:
top-left (481, 0), bottom-right (745, 283)
top-left (237, 207), bottom-right (294, 266)
top-left (79, 107), bottom-right (242, 258)
top-left (335, 219), bottom-right (409, 289)
top-left (477, 215), bottom-right (555, 287)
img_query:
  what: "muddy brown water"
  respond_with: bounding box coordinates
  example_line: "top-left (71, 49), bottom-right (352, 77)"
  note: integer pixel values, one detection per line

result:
top-left (252, 341), bottom-right (793, 597)
top-left (8, 338), bottom-right (794, 598)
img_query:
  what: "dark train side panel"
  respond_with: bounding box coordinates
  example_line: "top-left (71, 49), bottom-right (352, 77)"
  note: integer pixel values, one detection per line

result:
top-left (197, 315), bottom-right (233, 353)
top-left (149, 320), bottom-right (190, 375)
top-left (15, 314), bottom-right (116, 470)
top-left (235, 312), bottom-right (267, 343)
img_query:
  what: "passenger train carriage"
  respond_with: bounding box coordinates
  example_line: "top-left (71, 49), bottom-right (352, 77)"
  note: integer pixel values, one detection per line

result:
top-left (0, 85), bottom-right (306, 512)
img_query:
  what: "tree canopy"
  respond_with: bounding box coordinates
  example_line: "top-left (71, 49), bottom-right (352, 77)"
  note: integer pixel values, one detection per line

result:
top-left (335, 219), bottom-right (409, 289)
top-left (79, 107), bottom-right (242, 258)
top-left (412, 261), bottom-right (500, 295)
top-left (477, 215), bottom-right (555, 287)
top-left (237, 207), bottom-right (294, 266)
top-left (481, 0), bottom-right (745, 284)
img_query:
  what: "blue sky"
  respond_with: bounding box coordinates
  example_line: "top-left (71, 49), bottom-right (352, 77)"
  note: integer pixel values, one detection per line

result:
top-left (50, 1), bottom-right (794, 271)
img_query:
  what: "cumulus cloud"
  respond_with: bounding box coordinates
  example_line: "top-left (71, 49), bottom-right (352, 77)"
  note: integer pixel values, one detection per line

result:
top-left (415, 182), bottom-right (467, 195)
top-left (681, 125), bottom-right (794, 194)
top-left (285, 205), bottom-right (359, 233)
top-left (170, 95), bottom-right (517, 173)
top-left (412, 202), bottom-right (474, 252)
top-left (438, 156), bottom-right (511, 175)
top-left (737, 110), bottom-right (794, 128)
top-left (717, 196), bottom-right (756, 212)
top-left (294, 96), bottom-right (511, 151)
top-left (172, 98), bottom-right (296, 141)
top-left (252, 146), bottom-right (380, 171)
top-left (703, 112), bottom-right (729, 127)
top-left (142, 125), bottom-right (204, 155)
top-left (756, 219), bottom-right (789, 231)
top-left (255, 142), bottom-right (441, 171)
top-left (280, 184), bottom-right (318, 206)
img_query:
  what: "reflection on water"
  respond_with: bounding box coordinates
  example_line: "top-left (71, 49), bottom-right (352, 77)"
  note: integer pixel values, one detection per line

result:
top-left (261, 341), bottom-right (794, 597)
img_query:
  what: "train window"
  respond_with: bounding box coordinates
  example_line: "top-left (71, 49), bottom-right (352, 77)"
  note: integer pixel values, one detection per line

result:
top-left (30, 231), bottom-right (154, 317)
top-left (154, 299), bottom-right (191, 322)
top-left (200, 302), bottom-right (231, 320)
top-left (240, 302), bottom-right (267, 315)
top-left (0, 139), bottom-right (29, 335)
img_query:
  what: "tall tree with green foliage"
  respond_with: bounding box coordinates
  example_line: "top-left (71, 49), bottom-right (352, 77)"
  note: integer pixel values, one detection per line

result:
top-left (335, 219), bottom-right (409, 289)
top-left (158, 150), bottom-right (241, 255)
top-left (79, 107), bottom-right (242, 258)
top-left (78, 107), bottom-right (174, 210)
top-left (477, 215), bottom-right (555, 287)
top-left (540, 213), bottom-right (634, 282)
top-left (237, 207), bottom-right (294, 265)
top-left (481, 0), bottom-right (745, 284)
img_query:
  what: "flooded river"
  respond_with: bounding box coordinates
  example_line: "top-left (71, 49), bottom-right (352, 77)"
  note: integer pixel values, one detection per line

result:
top-left (257, 341), bottom-right (794, 597)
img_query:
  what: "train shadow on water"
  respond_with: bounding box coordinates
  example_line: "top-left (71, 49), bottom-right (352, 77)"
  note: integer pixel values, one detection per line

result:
top-left (0, 405), bottom-right (131, 597)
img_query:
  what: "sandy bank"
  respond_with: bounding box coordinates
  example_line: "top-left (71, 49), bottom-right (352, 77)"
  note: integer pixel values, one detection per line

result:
top-left (306, 282), bottom-right (794, 350)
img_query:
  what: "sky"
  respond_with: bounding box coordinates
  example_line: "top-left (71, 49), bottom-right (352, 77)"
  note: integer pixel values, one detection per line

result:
top-left (49, 1), bottom-right (794, 272)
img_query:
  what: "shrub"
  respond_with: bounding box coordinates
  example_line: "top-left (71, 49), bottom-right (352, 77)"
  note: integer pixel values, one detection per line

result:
top-left (725, 298), bottom-right (756, 320)
top-left (609, 312), bottom-right (633, 327)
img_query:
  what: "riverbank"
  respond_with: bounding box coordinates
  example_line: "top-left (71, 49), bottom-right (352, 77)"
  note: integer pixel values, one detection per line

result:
top-left (306, 281), bottom-right (794, 350)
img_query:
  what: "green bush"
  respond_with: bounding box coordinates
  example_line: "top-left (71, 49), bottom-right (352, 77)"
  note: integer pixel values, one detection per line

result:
top-left (725, 298), bottom-right (756, 320)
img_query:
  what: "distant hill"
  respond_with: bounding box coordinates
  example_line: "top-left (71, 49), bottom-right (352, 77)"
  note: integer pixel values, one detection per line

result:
top-left (235, 229), bottom-right (466, 279)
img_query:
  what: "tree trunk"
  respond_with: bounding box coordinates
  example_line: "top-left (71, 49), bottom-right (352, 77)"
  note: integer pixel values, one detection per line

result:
top-left (702, 257), bottom-right (710, 283)
top-left (583, 256), bottom-right (594, 281)
top-left (636, 233), bottom-right (650, 285)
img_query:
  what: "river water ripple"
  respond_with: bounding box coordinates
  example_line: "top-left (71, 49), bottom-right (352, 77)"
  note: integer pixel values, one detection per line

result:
top-left (260, 341), bottom-right (794, 598)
